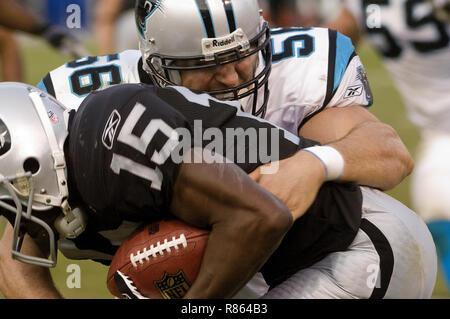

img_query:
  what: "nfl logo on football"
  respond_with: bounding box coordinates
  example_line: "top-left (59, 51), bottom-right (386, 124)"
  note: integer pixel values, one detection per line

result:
top-left (154, 271), bottom-right (191, 299)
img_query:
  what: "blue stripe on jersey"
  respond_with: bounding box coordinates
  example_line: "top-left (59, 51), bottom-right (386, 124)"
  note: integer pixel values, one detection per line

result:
top-left (39, 73), bottom-right (55, 97)
top-left (427, 220), bottom-right (450, 289)
top-left (36, 79), bottom-right (47, 92)
top-left (333, 32), bottom-right (355, 93)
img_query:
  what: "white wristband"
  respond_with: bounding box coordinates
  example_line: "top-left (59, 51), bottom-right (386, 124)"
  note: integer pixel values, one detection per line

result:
top-left (302, 146), bottom-right (345, 181)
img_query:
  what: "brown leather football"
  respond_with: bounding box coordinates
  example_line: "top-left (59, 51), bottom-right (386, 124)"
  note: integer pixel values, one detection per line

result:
top-left (106, 219), bottom-right (209, 299)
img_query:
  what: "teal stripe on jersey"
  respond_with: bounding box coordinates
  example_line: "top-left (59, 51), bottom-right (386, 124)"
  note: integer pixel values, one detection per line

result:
top-left (37, 79), bottom-right (47, 92)
top-left (333, 32), bottom-right (355, 93)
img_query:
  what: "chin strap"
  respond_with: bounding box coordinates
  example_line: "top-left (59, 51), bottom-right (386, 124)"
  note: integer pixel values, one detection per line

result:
top-left (54, 203), bottom-right (86, 239)
top-left (29, 91), bottom-right (86, 239)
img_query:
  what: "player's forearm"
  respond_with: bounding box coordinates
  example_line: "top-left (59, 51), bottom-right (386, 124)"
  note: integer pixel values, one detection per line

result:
top-left (300, 105), bottom-right (413, 190)
top-left (0, 27), bottom-right (23, 81)
top-left (0, 0), bottom-right (43, 34)
top-left (93, 0), bottom-right (123, 54)
top-left (171, 160), bottom-right (292, 298)
top-left (328, 120), bottom-right (414, 190)
top-left (0, 224), bottom-right (62, 299)
top-left (185, 206), bottom-right (290, 299)
top-left (93, 23), bottom-right (115, 55)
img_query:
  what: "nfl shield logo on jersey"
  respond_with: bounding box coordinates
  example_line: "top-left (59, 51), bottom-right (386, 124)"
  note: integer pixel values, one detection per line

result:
top-left (47, 110), bottom-right (59, 123)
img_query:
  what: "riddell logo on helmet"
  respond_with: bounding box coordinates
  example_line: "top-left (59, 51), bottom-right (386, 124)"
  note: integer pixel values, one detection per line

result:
top-left (212, 37), bottom-right (235, 47)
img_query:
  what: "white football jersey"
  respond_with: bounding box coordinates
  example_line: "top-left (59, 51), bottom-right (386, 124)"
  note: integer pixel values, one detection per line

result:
top-left (344, 0), bottom-right (450, 130)
top-left (243, 27), bottom-right (373, 135)
top-left (38, 28), bottom-right (372, 135)
top-left (37, 50), bottom-right (144, 110)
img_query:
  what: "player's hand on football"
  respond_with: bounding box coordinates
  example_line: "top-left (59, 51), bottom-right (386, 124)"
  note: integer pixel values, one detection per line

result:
top-left (249, 150), bottom-right (326, 221)
top-left (36, 23), bottom-right (89, 58)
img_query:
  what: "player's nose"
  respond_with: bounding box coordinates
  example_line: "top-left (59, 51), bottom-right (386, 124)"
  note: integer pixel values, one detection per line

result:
top-left (214, 62), bottom-right (241, 88)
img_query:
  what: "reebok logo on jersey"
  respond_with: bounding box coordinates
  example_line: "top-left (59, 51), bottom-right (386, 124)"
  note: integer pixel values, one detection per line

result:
top-left (344, 85), bottom-right (363, 98)
top-left (102, 110), bottom-right (121, 150)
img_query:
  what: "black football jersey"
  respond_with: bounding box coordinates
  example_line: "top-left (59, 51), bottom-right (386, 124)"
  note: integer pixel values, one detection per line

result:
top-left (64, 83), bottom-right (362, 286)
top-left (68, 85), bottom-right (187, 227)
top-left (68, 83), bottom-right (306, 222)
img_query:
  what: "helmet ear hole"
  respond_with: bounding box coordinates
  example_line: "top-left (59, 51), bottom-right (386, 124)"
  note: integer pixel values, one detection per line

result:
top-left (23, 158), bottom-right (40, 175)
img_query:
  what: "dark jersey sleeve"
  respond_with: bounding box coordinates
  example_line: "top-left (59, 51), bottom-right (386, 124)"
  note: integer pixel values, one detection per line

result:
top-left (68, 84), bottom-right (191, 223)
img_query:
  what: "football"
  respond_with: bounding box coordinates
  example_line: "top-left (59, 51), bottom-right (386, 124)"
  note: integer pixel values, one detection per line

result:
top-left (106, 219), bottom-right (210, 299)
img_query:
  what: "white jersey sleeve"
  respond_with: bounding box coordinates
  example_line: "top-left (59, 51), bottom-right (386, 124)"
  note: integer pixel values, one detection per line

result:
top-left (343, 0), bottom-right (450, 131)
top-left (36, 50), bottom-right (145, 110)
top-left (254, 27), bottom-right (373, 135)
top-left (327, 55), bottom-right (373, 109)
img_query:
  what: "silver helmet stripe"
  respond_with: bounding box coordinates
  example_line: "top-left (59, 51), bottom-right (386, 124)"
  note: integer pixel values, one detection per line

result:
top-left (30, 93), bottom-right (86, 240)
top-left (29, 92), bottom-right (68, 206)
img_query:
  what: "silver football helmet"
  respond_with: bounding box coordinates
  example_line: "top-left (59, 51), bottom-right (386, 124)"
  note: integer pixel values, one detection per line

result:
top-left (136, 0), bottom-right (272, 117)
top-left (0, 82), bottom-right (85, 268)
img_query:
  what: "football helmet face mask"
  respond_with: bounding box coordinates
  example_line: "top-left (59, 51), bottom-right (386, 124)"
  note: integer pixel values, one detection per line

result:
top-left (136, 0), bottom-right (272, 117)
top-left (0, 83), bottom-right (85, 268)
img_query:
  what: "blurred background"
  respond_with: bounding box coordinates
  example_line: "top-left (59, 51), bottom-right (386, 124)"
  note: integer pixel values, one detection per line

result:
top-left (0, 0), bottom-right (448, 298)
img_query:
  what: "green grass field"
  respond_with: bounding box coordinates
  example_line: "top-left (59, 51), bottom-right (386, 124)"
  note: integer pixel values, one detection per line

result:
top-left (0, 37), bottom-right (448, 298)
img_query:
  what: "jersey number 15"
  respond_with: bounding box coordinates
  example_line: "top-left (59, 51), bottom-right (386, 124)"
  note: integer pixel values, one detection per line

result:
top-left (109, 103), bottom-right (179, 191)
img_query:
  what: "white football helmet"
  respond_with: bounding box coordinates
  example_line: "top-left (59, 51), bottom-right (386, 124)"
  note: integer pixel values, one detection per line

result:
top-left (0, 82), bottom-right (85, 267)
top-left (135, 0), bottom-right (272, 117)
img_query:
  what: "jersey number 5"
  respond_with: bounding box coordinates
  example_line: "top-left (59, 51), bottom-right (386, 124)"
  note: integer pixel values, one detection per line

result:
top-left (271, 28), bottom-right (315, 63)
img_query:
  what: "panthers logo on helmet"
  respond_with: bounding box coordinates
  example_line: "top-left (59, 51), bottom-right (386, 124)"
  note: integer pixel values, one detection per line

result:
top-left (135, 0), bottom-right (163, 38)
